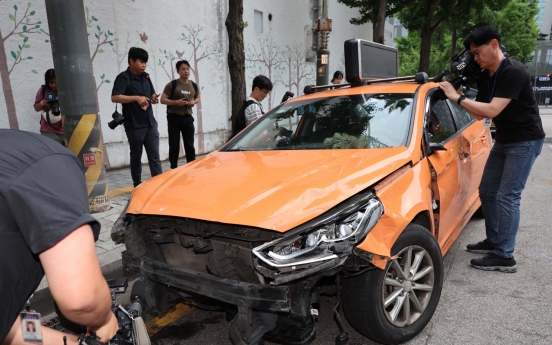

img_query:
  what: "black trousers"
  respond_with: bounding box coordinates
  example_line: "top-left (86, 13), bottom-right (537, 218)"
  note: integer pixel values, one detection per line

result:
top-left (167, 113), bottom-right (196, 168)
top-left (125, 122), bottom-right (162, 187)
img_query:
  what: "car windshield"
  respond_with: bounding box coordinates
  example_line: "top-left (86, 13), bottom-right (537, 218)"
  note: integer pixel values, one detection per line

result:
top-left (225, 93), bottom-right (414, 151)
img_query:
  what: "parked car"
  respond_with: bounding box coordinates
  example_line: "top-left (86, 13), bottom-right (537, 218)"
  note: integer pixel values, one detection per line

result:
top-left (113, 75), bottom-right (491, 345)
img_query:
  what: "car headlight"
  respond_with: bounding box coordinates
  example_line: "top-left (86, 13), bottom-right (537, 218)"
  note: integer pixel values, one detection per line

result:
top-left (253, 197), bottom-right (383, 268)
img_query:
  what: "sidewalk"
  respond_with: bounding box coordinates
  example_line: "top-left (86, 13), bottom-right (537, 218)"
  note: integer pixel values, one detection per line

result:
top-left (33, 155), bottom-right (195, 316)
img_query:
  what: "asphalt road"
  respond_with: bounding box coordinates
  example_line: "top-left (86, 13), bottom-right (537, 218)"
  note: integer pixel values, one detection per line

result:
top-left (133, 113), bottom-right (552, 345)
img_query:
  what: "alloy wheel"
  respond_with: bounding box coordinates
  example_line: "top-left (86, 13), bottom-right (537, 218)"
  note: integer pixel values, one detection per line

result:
top-left (382, 245), bottom-right (435, 327)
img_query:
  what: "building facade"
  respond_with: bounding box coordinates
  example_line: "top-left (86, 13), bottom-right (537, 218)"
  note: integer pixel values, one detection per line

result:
top-left (0, 0), bottom-right (389, 168)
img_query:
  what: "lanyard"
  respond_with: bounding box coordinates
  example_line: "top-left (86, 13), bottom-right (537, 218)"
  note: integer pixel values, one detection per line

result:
top-left (487, 57), bottom-right (505, 103)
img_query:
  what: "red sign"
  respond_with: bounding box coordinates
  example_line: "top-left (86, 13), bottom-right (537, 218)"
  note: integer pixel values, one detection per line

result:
top-left (83, 153), bottom-right (97, 167)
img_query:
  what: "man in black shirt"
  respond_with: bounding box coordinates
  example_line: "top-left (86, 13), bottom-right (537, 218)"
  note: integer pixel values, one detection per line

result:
top-left (112, 47), bottom-right (162, 187)
top-left (0, 130), bottom-right (117, 344)
top-left (439, 26), bottom-right (545, 273)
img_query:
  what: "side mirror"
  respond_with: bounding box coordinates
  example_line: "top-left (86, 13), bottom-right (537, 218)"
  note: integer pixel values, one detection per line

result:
top-left (429, 142), bottom-right (447, 154)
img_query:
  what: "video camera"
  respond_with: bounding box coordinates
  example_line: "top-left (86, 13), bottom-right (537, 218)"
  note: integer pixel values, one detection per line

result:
top-left (45, 93), bottom-right (61, 116)
top-left (433, 45), bottom-right (508, 90)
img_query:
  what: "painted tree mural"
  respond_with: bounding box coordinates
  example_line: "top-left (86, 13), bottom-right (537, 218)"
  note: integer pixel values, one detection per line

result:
top-left (279, 42), bottom-right (314, 98)
top-left (246, 37), bottom-right (281, 108)
top-left (85, 6), bottom-right (117, 92)
top-left (177, 24), bottom-right (221, 154)
top-left (0, 2), bottom-right (43, 129)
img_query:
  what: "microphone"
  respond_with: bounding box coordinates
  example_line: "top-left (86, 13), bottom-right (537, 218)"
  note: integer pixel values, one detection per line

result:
top-left (130, 280), bottom-right (145, 303)
top-left (128, 280), bottom-right (145, 317)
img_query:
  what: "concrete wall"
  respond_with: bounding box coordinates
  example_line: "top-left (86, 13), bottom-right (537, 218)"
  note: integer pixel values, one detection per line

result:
top-left (0, 0), bottom-right (386, 169)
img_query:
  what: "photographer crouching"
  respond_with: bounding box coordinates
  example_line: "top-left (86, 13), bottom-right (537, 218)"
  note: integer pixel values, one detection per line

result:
top-left (439, 26), bottom-right (545, 273)
top-left (33, 69), bottom-right (64, 146)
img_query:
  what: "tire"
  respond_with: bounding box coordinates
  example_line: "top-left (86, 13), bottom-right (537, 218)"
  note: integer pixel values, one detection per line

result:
top-left (342, 224), bottom-right (444, 345)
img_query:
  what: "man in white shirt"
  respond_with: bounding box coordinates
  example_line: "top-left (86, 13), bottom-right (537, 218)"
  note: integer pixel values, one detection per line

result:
top-left (245, 75), bottom-right (273, 126)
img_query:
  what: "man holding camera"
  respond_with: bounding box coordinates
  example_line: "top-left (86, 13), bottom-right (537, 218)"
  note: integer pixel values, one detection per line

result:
top-left (0, 130), bottom-right (117, 345)
top-left (111, 47), bottom-right (162, 187)
top-left (439, 26), bottom-right (545, 273)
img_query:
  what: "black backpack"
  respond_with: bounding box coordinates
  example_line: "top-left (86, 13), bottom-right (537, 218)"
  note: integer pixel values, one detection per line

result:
top-left (230, 99), bottom-right (256, 139)
top-left (166, 79), bottom-right (198, 114)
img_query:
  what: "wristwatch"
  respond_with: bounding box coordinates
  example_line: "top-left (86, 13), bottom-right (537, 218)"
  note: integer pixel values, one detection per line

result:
top-left (457, 94), bottom-right (466, 105)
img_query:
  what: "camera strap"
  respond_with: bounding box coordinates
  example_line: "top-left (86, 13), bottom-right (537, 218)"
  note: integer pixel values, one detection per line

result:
top-left (487, 57), bottom-right (505, 103)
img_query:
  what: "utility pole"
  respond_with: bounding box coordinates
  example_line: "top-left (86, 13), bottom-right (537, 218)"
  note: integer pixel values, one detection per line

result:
top-left (45, 0), bottom-right (110, 213)
top-left (315, 0), bottom-right (332, 86)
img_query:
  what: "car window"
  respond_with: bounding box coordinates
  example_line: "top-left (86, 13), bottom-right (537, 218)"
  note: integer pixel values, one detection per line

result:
top-left (225, 94), bottom-right (414, 151)
top-left (449, 101), bottom-right (474, 129)
top-left (427, 98), bottom-right (456, 143)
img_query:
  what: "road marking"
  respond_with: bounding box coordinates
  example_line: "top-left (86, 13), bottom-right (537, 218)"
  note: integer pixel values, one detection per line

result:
top-left (107, 185), bottom-right (134, 198)
top-left (146, 302), bottom-right (194, 337)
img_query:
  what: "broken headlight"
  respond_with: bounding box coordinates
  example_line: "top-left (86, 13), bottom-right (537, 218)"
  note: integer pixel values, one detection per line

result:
top-left (253, 197), bottom-right (383, 268)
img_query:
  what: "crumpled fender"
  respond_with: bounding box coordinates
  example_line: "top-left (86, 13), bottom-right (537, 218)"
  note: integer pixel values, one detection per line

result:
top-left (356, 159), bottom-right (434, 269)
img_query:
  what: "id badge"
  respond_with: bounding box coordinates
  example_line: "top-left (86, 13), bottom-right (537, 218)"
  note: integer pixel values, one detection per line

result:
top-left (483, 118), bottom-right (492, 127)
top-left (20, 312), bottom-right (43, 343)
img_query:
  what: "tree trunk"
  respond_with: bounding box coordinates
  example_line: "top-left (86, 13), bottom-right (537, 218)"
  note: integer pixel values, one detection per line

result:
top-left (418, 23), bottom-right (432, 73)
top-left (0, 32), bottom-right (19, 129)
top-left (451, 27), bottom-right (458, 62)
top-left (225, 0), bottom-right (246, 138)
top-left (373, 0), bottom-right (387, 44)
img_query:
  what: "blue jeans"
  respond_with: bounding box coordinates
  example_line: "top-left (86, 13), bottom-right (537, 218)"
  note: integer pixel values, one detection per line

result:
top-left (479, 138), bottom-right (544, 258)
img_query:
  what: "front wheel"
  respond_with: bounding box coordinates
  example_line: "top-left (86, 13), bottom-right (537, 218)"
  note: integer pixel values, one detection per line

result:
top-left (342, 224), bottom-right (444, 345)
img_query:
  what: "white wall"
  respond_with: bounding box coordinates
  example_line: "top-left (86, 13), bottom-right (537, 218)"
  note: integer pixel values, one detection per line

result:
top-left (0, 0), bottom-right (387, 169)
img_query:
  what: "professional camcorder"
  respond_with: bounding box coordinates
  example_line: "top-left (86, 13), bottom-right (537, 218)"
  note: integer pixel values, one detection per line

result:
top-left (433, 45), bottom-right (508, 89)
top-left (108, 109), bottom-right (125, 130)
top-left (46, 93), bottom-right (61, 116)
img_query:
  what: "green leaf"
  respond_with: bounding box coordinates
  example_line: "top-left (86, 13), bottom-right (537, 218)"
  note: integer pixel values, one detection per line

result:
top-left (14, 5), bottom-right (18, 11)
top-left (26, 18), bottom-right (29, 23)
top-left (37, 21), bottom-right (42, 24)
top-left (18, 45), bottom-right (22, 50)
top-left (95, 33), bottom-right (99, 39)
top-left (9, 14), bottom-right (15, 21)
top-left (98, 49), bottom-right (104, 53)
top-left (31, 69), bottom-right (38, 74)
top-left (19, 33), bottom-right (25, 37)
top-left (23, 36), bottom-right (28, 42)
top-left (23, 25), bottom-right (27, 31)
top-left (27, 56), bottom-right (32, 59)
top-left (24, 44), bottom-right (30, 48)
top-left (113, 38), bottom-right (119, 42)
top-left (45, 39), bottom-right (49, 43)
top-left (105, 80), bottom-right (111, 83)
top-left (92, 16), bottom-right (98, 21)
top-left (85, 6), bottom-right (89, 13)
top-left (30, 11), bottom-right (35, 16)
top-left (109, 42), bottom-right (114, 46)
top-left (11, 51), bottom-right (16, 59)
top-left (97, 25), bottom-right (101, 32)
top-left (101, 73), bottom-right (105, 79)
top-left (35, 25), bottom-right (39, 28)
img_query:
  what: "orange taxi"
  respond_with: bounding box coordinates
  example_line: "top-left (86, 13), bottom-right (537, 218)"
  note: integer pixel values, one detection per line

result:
top-left (113, 73), bottom-right (491, 345)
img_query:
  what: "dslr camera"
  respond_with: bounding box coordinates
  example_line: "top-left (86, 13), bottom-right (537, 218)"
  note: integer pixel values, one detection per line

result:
top-left (45, 93), bottom-right (61, 116)
top-left (108, 109), bottom-right (125, 130)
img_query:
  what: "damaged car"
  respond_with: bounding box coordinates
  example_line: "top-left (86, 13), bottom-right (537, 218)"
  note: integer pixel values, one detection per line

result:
top-left (112, 71), bottom-right (491, 344)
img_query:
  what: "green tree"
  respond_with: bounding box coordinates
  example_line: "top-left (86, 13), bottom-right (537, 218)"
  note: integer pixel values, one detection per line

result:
top-left (337, 0), bottom-right (405, 44)
top-left (495, 0), bottom-right (539, 62)
top-left (396, 0), bottom-right (508, 73)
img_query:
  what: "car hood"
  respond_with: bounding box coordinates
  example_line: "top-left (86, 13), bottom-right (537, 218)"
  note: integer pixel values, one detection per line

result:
top-left (127, 148), bottom-right (411, 232)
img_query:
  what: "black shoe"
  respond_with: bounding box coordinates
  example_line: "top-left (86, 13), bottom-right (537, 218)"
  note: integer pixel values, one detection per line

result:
top-left (466, 239), bottom-right (495, 254)
top-left (470, 253), bottom-right (517, 273)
